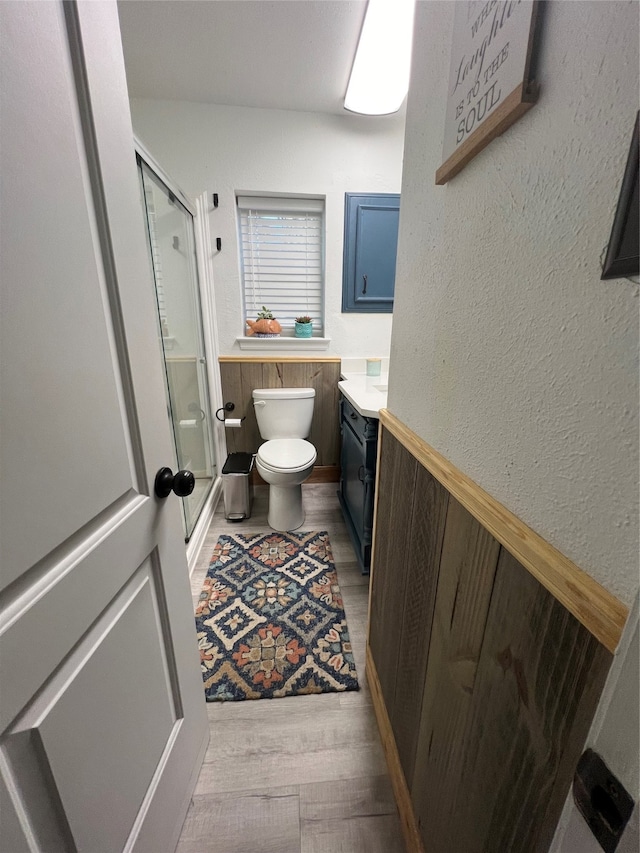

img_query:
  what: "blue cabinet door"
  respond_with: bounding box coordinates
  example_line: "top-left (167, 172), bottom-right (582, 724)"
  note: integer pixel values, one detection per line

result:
top-left (342, 193), bottom-right (400, 313)
top-left (337, 395), bottom-right (378, 573)
top-left (341, 419), bottom-right (366, 544)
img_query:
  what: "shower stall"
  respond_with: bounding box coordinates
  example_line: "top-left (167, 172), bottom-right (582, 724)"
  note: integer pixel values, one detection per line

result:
top-left (136, 151), bottom-right (218, 541)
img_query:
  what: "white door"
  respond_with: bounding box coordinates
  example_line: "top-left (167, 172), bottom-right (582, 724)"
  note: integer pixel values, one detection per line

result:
top-left (0, 2), bottom-right (208, 851)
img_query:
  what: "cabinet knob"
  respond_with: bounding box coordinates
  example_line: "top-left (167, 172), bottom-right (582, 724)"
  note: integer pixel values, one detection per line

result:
top-left (350, 412), bottom-right (358, 420)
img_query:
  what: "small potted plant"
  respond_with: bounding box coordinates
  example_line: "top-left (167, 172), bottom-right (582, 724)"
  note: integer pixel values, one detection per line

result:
top-left (294, 315), bottom-right (313, 338)
top-left (246, 306), bottom-right (282, 337)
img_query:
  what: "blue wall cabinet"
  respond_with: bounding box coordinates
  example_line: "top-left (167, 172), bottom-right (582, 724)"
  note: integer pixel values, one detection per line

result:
top-left (342, 193), bottom-right (400, 313)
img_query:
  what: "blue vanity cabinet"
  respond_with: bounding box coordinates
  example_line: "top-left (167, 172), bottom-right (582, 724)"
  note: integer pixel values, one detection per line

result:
top-left (342, 193), bottom-right (400, 313)
top-left (338, 394), bottom-right (378, 574)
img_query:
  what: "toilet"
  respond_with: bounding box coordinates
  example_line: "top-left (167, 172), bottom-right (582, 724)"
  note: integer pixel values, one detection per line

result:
top-left (252, 387), bottom-right (317, 531)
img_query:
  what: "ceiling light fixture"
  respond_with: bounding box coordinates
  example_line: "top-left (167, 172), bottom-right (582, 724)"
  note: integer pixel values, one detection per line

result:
top-left (344, 0), bottom-right (416, 116)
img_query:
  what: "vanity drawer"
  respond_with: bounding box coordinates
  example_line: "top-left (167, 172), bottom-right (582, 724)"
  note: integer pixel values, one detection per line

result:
top-left (341, 396), bottom-right (366, 440)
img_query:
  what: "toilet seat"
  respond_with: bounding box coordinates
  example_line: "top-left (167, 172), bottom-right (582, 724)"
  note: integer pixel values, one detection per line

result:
top-left (257, 439), bottom-right (316, 473)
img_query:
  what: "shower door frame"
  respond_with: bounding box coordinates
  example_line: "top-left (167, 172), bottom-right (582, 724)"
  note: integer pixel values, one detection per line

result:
top-left (135, 138), bottom-right (225, 567)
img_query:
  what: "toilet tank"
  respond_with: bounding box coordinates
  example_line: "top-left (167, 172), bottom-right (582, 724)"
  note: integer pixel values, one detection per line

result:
top-left (252, 388), bottom-right (315, 439)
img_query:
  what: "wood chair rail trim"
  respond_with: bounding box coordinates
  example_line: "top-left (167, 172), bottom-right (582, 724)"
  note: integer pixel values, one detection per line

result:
top-left (218, 355), bottom-right (341, 363)
top-left (379, 408), bottom-right (628, 653)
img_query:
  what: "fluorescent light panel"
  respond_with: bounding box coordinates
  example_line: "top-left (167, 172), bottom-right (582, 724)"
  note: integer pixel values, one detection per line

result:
top-left (344, 0), bottom-right (416, 116)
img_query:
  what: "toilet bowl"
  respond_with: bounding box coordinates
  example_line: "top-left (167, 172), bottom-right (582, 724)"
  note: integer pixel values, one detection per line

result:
top-left (252, 388), bottom-right (316, 531)
top-left (255, 438), bottom-right (317, 531)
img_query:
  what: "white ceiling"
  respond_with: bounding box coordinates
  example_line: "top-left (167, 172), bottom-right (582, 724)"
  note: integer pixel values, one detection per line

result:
top-left (117, 0), bottom-right (368, 116)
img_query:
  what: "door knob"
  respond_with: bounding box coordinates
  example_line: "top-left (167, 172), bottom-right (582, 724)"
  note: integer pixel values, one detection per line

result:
top-left (154, 467), bottom-right (195, 499)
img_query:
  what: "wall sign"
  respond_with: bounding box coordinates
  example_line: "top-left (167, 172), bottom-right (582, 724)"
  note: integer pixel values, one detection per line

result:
top-left (436, 0), bottom-right (540, 185)
top-left (601, 112), bottom-right (639, 280)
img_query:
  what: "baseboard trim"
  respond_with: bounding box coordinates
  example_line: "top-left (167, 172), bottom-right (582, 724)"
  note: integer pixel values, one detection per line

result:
top-left (250, 465), bottom-right (340, 486)
top-left (307, 465), bottom-right (340, 483)
top-left (187, 478), bottom-right (222, 576)
top-left (366, 643), bottom-right (424, 853)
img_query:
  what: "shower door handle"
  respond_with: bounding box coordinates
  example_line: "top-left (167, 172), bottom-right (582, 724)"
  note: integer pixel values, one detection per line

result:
top-left (154, 467), bottom-right (195, 499)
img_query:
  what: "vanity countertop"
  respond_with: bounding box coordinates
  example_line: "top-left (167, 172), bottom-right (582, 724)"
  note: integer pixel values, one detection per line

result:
top-left (338, 371), bottom-right (389, 418)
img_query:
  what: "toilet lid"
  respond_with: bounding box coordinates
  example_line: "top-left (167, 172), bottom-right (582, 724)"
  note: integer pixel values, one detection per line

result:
top-left (257, 439), bottom-right (316, 472)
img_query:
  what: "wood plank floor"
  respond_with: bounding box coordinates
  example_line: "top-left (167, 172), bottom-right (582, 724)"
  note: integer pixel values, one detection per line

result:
top-left (179, 483), bottom-right (405, 853)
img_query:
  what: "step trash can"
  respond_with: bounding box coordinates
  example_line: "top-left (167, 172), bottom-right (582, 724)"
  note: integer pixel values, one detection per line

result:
top-left (222, 452), bottom-right (254, 521)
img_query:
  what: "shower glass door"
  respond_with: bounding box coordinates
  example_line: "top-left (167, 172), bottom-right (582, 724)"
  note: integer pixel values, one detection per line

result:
top-left (137, 155), bottom-right (216, 540)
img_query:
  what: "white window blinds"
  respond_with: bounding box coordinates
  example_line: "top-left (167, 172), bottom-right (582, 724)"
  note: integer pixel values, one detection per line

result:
top-left (237, 196), bottom-right (324, 335)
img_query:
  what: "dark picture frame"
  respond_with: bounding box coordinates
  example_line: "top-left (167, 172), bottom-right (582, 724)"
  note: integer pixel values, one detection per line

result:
top-left (601, 112), bottom-right (639, 280)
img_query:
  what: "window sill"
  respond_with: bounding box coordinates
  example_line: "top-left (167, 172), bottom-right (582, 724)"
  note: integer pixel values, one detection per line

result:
top-left (236, 336), bottom-right (331, 351)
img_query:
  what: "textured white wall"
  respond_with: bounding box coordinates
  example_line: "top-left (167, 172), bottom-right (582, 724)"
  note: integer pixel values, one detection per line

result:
top-left (130, 99), bottom-right (405, 357)
top-left (391, 0), bottom-right (639, 606)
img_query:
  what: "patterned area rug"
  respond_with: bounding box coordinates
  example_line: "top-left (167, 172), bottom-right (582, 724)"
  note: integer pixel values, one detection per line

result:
top-left (195, 531), bottom-right (359, 701)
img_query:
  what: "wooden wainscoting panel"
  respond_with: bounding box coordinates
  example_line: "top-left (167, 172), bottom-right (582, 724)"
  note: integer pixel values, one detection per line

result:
top-left (218, 360), bottom-right (243, 405)
top-left (219, 360), bottom-right (341, 465)
top-left (366, 645), bottom-right (425, 853)
top-left (319, 362), bottom-right (341, 466)
top-left (413, 546), bottom-right (612, 853)
top-left (281, 361), bottom-right (341, 466)
top-left (390, 465), bottom-right (449, 786)
top-left (368, 431), bottom-right (418, 714)
top-left (283, 363), bottom-right (316, 452)
top-left (218, 362), bottom-right (246, 455)
top-left (239, 361), bottom-right (264, 454)
top-left (379, 408), bottom-right (628, 653)
top-left (251, 466), bottom-right (340, 486)
top-left (367, 419), bottom-right (619, 853)
top-left (411, 497), bottom-right (501, 848)
top-left (261, 361), bottom-right (283, 389)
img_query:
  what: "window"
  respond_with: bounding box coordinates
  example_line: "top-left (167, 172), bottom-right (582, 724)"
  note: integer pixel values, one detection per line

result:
top-left (237, 196), bottom-right (324, 336)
